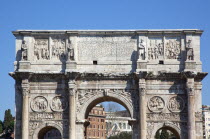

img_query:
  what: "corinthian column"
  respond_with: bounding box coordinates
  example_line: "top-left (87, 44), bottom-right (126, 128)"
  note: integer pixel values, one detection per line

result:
top-left (139, 78), bottom-right (146, 139)
top-left (21, 79), bottom-right (29, 139)
top-left (68, 80), bottom-right (76, 139)
top-left (186, 78), bottom-right (195, 139)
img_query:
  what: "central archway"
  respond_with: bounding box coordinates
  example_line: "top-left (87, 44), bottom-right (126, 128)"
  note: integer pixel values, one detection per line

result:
top-left (38, 126), bottom-right (61, 139)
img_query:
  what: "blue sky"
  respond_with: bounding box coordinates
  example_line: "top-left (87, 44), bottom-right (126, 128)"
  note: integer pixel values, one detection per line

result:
top-left (0, 0), bottom-right (210, 120)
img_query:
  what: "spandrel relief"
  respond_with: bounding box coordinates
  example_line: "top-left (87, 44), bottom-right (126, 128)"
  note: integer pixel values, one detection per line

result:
top-left (34, 39), bottom-right (49, 60)
top-left (148, 37), bottom-right (163, 60)
top-left (51, 36), bottom-right (66, 61)
top-left (165, 37), bottom-right (181, 59)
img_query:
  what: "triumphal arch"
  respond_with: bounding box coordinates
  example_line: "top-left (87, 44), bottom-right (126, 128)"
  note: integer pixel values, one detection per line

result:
top-left (10, 29), bottom-right (207, 139)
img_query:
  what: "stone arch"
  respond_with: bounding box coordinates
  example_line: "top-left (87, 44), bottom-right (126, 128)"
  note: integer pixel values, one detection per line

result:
top-left (151, 122), bottom-right (181, 139)
top-left (78, 92), bottom-right (134, 120)
top-left (32, 122), bottom-right (63, 139)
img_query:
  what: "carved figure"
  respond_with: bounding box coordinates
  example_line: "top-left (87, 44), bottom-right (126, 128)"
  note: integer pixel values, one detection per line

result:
top-left (168, 96), bottom-right (184, 112)
top-left (67, 39), bottom-right (74, 60)
top-left (186, 39), bottom-right (194, 60)
top-left (51, 96), bottom-right (68, 112)
top-left (148, 96), bottom-right (164, 112)
top-left (21, 40), bottom-right (27, 61)
top-left (138, 39), bottom-right (146, 60)
top-left (31, 96), bottom-right (48, 112)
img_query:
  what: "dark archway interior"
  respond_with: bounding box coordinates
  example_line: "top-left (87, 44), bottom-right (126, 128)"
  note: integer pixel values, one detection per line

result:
top-left (84, 96), bottom-right (132, 119)
top-left (155, 126), bottom-right (180, 139)
top-left (38, 126), bottom-right (61, 139)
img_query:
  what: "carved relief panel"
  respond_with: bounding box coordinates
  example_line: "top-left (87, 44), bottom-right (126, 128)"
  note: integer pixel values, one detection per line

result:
top-left (34, 39), bottom-right (49, 60)
top-left (51, 36), bottom-right (66, 61)
top-left (148, 37), bottom-right (163, 60)
top-left (165, 37), bottom-right (181, 59)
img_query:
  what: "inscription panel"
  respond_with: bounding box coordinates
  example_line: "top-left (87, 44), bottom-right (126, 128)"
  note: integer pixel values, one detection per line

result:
top-left (77, 36), bottom-right (137, 61)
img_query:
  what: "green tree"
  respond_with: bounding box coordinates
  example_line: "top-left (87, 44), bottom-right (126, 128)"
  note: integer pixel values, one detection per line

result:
top-left (108, 132), bottom-right (132, 139)
top-left (155, 130), bottom-right (161, 139)
top-left (160, 129), bottom-right (169, 139)
top-left (0, 120), bottom-right (3, 134)
top-left (3, 109), bottom-right (14, 133)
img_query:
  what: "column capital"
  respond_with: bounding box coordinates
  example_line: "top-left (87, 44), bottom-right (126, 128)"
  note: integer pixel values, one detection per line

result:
top-left (68, 80), bottom-right (76, 96)
top-left (21, 79), bottom-right (29, 96)
top-left (186, 78), bottom-right (195, 96)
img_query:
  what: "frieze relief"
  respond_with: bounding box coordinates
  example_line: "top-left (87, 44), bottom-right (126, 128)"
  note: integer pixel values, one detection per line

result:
top-left (148, 96), bottom-right (165, 112)
top-left (29, 112), bottom-right (68, 121)
top-left (34, 39), bottom-right (49, 60)
top-left (51, 36), bottom-right (66, 61)
top-left (168, 96), bottom-right (185, 113)
top-left (31, 96), bottom-right (48, 112)
top-left (51, 96), bottom-right (68, 112)
top-left (147, 113), bottom-right (188, 121)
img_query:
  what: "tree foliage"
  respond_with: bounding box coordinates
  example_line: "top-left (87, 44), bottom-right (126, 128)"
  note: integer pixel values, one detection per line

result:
top-left (160, 129), bottom-right (169, 139)
top-left (155, 130), bottom-right (161, 139)
top-left (108, 132), bottom-right (132, 139)
top-left (0, 109), bottom-right (14, 137)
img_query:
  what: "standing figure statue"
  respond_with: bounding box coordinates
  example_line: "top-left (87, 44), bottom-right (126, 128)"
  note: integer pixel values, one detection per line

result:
top-left (67, 39), bottom-right (74, 61)
top-left (186, 39), bottom-right (194, 60)
top-left (138, 39), bottom-right (146, 60)
top-left (21, 40), bottom-right (27, 61)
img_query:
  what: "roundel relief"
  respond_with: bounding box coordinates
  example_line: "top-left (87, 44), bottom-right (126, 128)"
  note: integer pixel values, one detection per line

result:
top-left (31, 96), bottom-right (48, 112)
top-left (50, 96), bottom-right (68, 112)
top-left (168, 96), bottom-right (185, 112)
top-left (148, 96), bottom-right (165, 112)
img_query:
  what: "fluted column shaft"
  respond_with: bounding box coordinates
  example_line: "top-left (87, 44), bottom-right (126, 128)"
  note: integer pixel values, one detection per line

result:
top-left (186, 78), bottom-right (195, 139)
top-left (139, 79), bottom-right (146, 139)
top-left (21, 79), bottom-right (29, 139)
top-left (68, 80), bottom-right (76, 139)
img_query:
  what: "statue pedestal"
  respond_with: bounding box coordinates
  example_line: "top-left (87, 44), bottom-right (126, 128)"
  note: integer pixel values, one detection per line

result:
top-left (66, 61), bottom-right (77, 72)
top-left (136, 60), bottom-right (147, 72)
top-left (185, 61), bottom-right (196, 71)
top-left (19, 61), bottom-right (31, 71)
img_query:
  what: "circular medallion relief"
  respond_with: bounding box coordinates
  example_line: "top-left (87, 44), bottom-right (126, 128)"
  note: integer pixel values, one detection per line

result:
top-left (51, 96), bottom-right (68, 112)
top-left (148, 96), bottom-right (165, 112)
top-left (168, 96), bottom-right (185, 112)
top-left (31, 96), bottom-right (48, 112)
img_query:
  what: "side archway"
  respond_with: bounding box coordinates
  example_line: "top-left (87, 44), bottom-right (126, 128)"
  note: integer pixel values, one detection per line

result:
top-left (32, 123), bottom-right (63, 139)
top-left (151, 122), bottom-right (181, 139)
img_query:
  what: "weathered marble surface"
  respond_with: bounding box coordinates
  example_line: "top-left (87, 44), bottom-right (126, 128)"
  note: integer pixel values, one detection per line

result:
top-left (10, 30), bottom-right (207, 139)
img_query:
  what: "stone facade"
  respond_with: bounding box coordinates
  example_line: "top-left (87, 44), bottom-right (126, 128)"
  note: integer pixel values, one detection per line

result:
top-left (10, 30), bottom-right (207, 139)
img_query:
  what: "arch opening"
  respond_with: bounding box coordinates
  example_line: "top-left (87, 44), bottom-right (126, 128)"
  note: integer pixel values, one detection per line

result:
top-left (85, 100), bottom-right (133, 139)
top-left (84, 96), bottom-right (132, 119)
top-left (38, 126), bottom-right (62, 139)
top-left (155, 126), bottom-right (180, 139)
